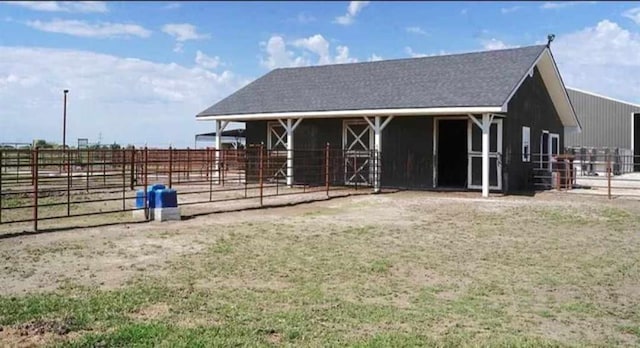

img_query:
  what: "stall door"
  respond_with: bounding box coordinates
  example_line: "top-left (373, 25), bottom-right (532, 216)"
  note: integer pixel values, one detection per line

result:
top-left (343, 120), bottom-right (373, 185)
top-left (468, 119), bottom-right (503, 190)
top-left (266, 122), bottom-right (287, 181)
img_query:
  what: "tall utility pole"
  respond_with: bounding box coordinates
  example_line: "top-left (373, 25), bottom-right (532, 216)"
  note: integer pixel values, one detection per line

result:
top-left (62, 89), bottom-right (69, 149)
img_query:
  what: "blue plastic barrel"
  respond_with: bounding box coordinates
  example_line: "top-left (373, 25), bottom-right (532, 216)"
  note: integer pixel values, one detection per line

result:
top-left (155, 189), bottom-right (178, 208)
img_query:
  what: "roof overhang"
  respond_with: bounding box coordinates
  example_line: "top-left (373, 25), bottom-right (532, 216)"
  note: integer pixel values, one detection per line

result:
top-left (196, 106), bottom-right (505, 122)
top-left (502, 48), bottom-right (582, 132)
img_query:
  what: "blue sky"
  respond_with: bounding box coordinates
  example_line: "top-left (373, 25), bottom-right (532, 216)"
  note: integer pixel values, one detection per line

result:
top-left (1, 1), bottom-right (639, 147)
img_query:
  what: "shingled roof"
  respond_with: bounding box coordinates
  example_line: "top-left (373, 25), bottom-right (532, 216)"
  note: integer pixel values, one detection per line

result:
top-left (197, 45), bottom-right (548, 117)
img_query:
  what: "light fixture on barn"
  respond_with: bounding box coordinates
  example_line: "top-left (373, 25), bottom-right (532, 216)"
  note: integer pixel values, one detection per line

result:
top-left (546, 34), bottom-right (555, 48)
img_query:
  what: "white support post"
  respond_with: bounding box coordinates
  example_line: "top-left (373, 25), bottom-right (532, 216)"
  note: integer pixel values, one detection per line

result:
top-left (374, 116), bottom-right (381, 193)
top-left (215, 120), bottom-right (229, 184)
top-left (286, 118), bottom-right (294, 186)
top-left (278, 118), bottom-right (303, 187)
top-left (364, 116), bottom-right (393, 193)
top-left (481, 113), bottom-right (490, 198)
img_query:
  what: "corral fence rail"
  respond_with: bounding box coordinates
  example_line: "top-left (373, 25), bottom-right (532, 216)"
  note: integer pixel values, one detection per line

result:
top-left (0, 145), bottom-right (379, 232)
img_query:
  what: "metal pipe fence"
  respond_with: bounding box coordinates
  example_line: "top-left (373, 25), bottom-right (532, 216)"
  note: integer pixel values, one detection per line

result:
top-left (0, 146), bottom-right (379, 232)
top-left (532, 152), bottom-right (640, 199)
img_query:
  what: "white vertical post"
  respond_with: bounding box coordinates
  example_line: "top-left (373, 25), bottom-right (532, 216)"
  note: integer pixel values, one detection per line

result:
top-left (286, 118), bottom-right (294, 187)
top-left (215, 120), bottom-right (229, 185)
top-left (373, 116), bottom-right (381, 193)
top-left (215, 120), bottom-right (221, 184)
top-left (482, 113), bottom-right (490, 198)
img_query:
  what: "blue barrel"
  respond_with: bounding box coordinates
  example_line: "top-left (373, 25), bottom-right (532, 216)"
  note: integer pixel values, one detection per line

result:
top-left (135, 184), bottom-right (166, 209)
top-left (135, 189), bottom-right (145, 209)
top-left (147, 184), bottom-right (165, 208)
top-left (155, 189), bottom-right (178, 208)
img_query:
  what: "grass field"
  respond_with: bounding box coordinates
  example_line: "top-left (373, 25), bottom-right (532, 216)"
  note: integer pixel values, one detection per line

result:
top-left (0, 191), bottom-right (639, 347)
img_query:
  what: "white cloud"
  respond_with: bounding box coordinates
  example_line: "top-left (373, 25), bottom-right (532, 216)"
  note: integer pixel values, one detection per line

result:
top-left (293, 34), bottom-right (331, 64)
top-left (1, 1), bottom-right (108, 13)
top-left (195, 51), bottom-right (221, 69)
top-left (481, 38), bottom-right (516, 50)
top-left (0, 46), bottom-right (248, 147)
top-left (540, 1), bottom-right (596, 10)
top-left (260, 34), bottom-right (357, 69)
top-left (25, 19), bottom-right (151, 38)
top-left (162, 23), bottom-right (210, 53)
top-left (368, 53), bottom-right (382, 62)
top-left (404, 46), bottom-right (427, 58)
top-left (334, 1), bottom-right (369, 26)
top-left (501, 6), bottom-right (521, 14)
top-left (405, 26), bottom-right (428, 36)
top-left (552, 19), bottom-right (640, 104)
top-left (259, 36), bottom-right (309, 69)
top-left (623, 7), bottom-right (640, 25)
top-left (162, 23), bottom-right (210, 42)
top-left (334, 45), bottom-right (357, 64)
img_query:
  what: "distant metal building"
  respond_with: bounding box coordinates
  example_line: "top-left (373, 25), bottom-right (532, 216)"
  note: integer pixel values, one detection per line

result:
top-left (565, 88), bottom-right (640, 151)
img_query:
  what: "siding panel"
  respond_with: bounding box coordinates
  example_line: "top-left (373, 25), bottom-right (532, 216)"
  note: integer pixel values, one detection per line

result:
top-left (565, 89), bottom-right (640, 150)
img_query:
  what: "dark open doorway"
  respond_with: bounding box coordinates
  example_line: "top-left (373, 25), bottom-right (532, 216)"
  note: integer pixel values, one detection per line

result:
top-left (437, 119), bottom-right (468, 188)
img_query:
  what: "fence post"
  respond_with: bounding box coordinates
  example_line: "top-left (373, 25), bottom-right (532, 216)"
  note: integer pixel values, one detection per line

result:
top-left (67, 148), bottom-right (71, 216)
top-left (130, 147), bottom-right (136, 190)
top-left (208, 148), bottom-right (213, 202)
top-left (168, 146), bottom-right (173, 189)
top-left (607, 155), bottom-right (612, 200)
top-left (144, 147), bottom-right (149, 220)
top-left (221, 148), bottom-right (225, 187)
top-left (325, 143), bottom-right (330, 197)
top-left (103, 150), bottom-right (106, 185)
top-left (122, 148), bottom-right (126, 211)
top-left (187, 148), bottom-right (191, 181)
top-left (86, 149), bottom-right (91, 193)
top-left (33, 148), bottom-right (39, 231)
top-left (259, 144), bottom-right (264, 207)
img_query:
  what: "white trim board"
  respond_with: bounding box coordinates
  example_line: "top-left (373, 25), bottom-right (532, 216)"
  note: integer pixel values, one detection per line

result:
top-left (197, 106), bottom-right (505, 121)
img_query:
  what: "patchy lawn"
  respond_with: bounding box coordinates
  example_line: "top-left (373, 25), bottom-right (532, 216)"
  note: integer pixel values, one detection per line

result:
top-left (0, 191), bottom-right (639, 347)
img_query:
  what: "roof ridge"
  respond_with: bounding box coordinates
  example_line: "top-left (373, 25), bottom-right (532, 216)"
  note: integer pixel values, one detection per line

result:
top-left (276, 44), bottom-right (547, 70)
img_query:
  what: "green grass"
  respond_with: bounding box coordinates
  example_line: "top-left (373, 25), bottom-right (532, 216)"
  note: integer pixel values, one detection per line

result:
top-left (1, 192), bottom-right (639, 347)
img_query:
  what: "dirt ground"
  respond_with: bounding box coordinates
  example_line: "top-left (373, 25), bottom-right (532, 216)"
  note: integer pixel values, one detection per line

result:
top-left (0, 190), bottom-right (639, 347)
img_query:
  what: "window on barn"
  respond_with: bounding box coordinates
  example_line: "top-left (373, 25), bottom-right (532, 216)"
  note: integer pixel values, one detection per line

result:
top-left (522, 126), bottom-right (531, 162)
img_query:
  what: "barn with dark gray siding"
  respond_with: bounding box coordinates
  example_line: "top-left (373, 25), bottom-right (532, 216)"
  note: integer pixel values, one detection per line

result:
top-left (196, 45), bottom-right (581, 196)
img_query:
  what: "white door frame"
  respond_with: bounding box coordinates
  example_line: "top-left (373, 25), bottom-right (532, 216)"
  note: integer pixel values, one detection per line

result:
top-left (549, 132), bottom-right (560, 172)
top-left (468, 118), bottom-right (503, 190)
top-left (343, 119), bottom-right (373, 185)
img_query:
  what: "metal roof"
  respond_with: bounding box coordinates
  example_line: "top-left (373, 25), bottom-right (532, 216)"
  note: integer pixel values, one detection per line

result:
top-left (197, 45), bottom-right (547, 117)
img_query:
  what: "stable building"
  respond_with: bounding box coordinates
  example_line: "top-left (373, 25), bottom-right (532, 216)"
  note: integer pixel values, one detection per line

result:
top-left (196, 45), bottom-right (581, 196)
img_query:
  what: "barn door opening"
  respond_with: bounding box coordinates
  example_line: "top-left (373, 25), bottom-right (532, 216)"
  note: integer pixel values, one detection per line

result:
top-left (468, 118), bottom-right (502, 190)
top-left (343, 120), bottom-right (373, 186)
top-left (435, 119), bottom-right (468, 188)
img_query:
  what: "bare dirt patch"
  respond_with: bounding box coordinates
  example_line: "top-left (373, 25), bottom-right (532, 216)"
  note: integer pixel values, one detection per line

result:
top-left (0, 190), bottom-right (639, 346)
